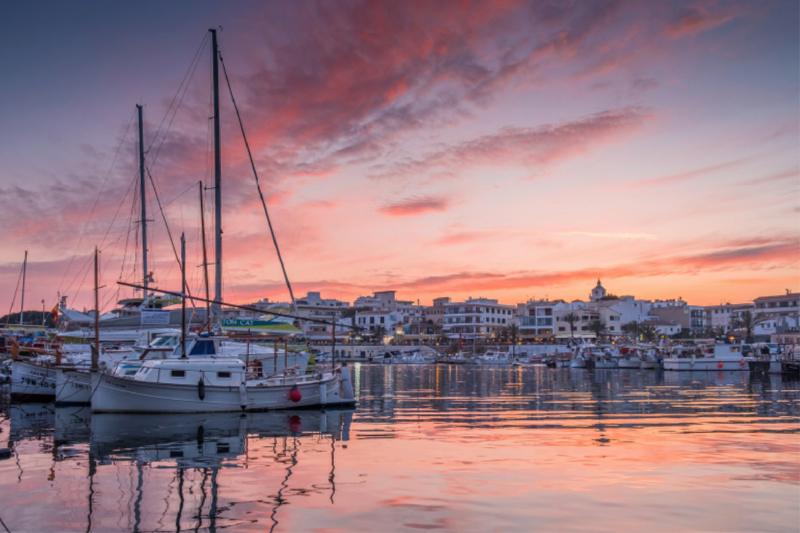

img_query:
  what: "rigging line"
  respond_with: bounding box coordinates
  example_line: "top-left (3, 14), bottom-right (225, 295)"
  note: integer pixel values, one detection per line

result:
top-left (117, 184), bottom-right (140, 280)
top-left (146, 32), bottom-right (208, 153)
top-left (219, 51), bottom-right (298, 314)
top-left (161, 181), bottom-right (202, 211)
top-left (4, 261), bottom-right (24, 327)
top-left (148, 34), bottom-right (210, 170)
top-left (145, 166), bottom-right (198, 306)
top-left (58, 108), bottom-right (137, 294)
top-left (98, 172), bottom-right (139, 251)
top-left (62, 252), bottom-right (95, 304)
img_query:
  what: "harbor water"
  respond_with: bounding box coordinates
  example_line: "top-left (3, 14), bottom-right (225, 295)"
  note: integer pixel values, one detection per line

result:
top-left (1, 364), bottom-right (798, 532)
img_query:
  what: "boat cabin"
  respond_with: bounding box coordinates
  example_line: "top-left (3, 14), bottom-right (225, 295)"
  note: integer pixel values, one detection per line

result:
top-left (133, 358), bottom-right (246, 386)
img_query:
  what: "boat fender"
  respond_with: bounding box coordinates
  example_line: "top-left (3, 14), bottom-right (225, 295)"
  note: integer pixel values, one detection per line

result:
top-left (0, 448), bottom-right (11, 459)
top-left (717, 362), bottom-right (724, 369)
top-left (739, 360), bottom-right (746, 366)
top-left (289, 384), bottom-right (302, 403)
top-left (198, 378), bottom-right (206, 401)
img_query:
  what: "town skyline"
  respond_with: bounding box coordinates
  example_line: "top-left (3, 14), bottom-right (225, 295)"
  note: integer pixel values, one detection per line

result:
top-left (1, 1), bottom-right (798, 314)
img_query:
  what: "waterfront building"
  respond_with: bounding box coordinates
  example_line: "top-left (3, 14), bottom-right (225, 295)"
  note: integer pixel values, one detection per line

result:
top-left (649, 299), bottom-right (707, 335)
top-left (354, 290), bottom-right (421, 323)
top-left (544, 280), bottom-right (651, 339)
top-left (442, 297), bottom-right (515, 339)
top-left (423, 297), bottom-right (450, 328)
top-left (752, 291), bottom-right (800, 341)
top-left (641, 318), bottom-right (682, 337)
top-left (293, 292), bottom-right (351, 341)
top-left (354, 310), bottom-right (404, 336)
top-left (703, 303), bottom-right (753, 333)
top-left (517, 299), bottom-right (561, 339)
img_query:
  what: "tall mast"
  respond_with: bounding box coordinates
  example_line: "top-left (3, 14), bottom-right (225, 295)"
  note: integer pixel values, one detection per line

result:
top-left (92, 247), bottom-right (99, 371)
top-left (19, 250), bottom-right (27, 325)
top-left (181, 234), bottom-right (187, 359)
top-left (210, 29), bottom-right (222, 321)
top-left (137, 104), bottom-right (148, 299)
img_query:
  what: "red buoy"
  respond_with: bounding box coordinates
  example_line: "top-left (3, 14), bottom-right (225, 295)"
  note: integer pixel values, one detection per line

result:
top-left (289, 415), bottom-right (302, 432)
top-left (717, 362), bottom-right (724, 368)
top-left (739, 360), bottom-right (746, 366)
top-left (289, 385), bottom-right (302, 403)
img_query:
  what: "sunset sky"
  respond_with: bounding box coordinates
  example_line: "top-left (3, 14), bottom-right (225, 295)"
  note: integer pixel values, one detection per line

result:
top-left (1, 0), bottom-right (797, 314)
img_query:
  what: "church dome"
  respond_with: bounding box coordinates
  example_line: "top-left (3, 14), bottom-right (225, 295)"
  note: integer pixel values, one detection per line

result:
top-left (590, 279), bottom-right (607, 301)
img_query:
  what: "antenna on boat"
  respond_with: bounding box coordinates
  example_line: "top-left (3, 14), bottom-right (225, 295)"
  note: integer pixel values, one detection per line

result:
top-left (137, 104), bottom-right (149, 300)
top-left (210, 28), bottom-right (223, 325)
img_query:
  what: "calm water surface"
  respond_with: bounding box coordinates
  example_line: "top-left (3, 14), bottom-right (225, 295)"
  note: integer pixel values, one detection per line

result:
top-left (1, 365), bottom-right (798, 532)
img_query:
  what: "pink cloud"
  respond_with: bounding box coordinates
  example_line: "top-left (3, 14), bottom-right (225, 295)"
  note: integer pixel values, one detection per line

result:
top-left (379, 195), bottom-right (450, 217)
top-left (623, 156), bottom-right (756, 189)
top-left (666, 4), bottom-right (739, 37)
top-left (372, 107), bottom-right (653, 180)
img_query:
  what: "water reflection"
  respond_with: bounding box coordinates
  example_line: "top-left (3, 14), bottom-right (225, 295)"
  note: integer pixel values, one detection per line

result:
top-left (1, 365), bottom-right (798, 532)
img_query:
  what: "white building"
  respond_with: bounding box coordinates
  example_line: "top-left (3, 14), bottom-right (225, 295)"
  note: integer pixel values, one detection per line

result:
top-left (704, 303), bottom-right (753, 333)
top-left (752, 292), bottom-right (800, 340)
top-left (518, 300), bottom-right (558, 339)
top-left (354, 290), bottom-right (421, 323)
top-left (354, 310), bottom-right (404, 336)
top-left (442, 297), bottom-right (515, 338)
top-left (293, 292), bottom-right (350, 341)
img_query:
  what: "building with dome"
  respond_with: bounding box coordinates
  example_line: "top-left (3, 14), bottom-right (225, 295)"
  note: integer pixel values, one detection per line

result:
top-left (590, 280), bottom-right (607, 301)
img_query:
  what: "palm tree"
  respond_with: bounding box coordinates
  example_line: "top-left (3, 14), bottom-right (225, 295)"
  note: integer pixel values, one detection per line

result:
top-left (588, 319), bottom-right (606, 340)
top-left (730, 310), bottom-right (766, 343)
top-left (373, 325), bottom-right (387, 343)
top-left (622, 320), bottom-right (641, 340)
top-left (508, 323), bottom-right (519, 358)
top-left (640, 325), bottom-right (657, 342)
top-left (562, 312), bottom-right (579, 339)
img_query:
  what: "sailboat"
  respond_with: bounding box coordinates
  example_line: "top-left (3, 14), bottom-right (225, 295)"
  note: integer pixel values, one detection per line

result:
top-left (90, 30), bottom-right (355, 413)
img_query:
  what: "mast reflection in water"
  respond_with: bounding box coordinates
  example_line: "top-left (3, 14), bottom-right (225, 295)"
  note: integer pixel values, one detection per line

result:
top-left (1, 365), bottom-right (798, 532)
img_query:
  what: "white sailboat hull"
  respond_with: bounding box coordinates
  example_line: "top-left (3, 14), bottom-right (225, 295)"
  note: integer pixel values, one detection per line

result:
top-left (91, 366), bottom-right (355, 413)
top-left (55, 369), bottom-right (93, 405)
top-left (10, 360), bottom-right (57, 401)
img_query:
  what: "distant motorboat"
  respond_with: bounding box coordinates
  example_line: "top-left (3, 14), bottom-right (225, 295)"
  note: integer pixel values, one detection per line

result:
top-left (475, 350), bottom-right (515, 365)
top-left (395, 350), bottom-right (435, 364)
top-left (662, 344), bottom-right (749, 371)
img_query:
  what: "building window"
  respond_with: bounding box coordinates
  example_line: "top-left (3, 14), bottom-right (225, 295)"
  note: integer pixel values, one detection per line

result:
top-left (380, 317), bottom-right (385, 324)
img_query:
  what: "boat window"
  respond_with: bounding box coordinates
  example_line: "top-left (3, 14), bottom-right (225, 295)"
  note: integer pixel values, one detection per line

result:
top-left (171, 370), bottom-right (186, 378)
top-left (190, 340), bottom-right (215, 356)
top-left (217, 372), bottom-right (231, 379)
top-left (152, 336), bottom-right (178, 347)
